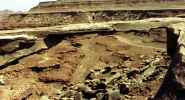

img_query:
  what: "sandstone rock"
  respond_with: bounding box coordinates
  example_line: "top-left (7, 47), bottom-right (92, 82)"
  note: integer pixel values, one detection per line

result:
top-left (0, 18), bottom-right (184, 37)
top-left (0, 40), bottom-right (20, 54)
top-left (38, 70), bottom-right (71, 83)
top-left (74, 92), bottom-right (83, 100)
top-left (63, 90), bottom-right (77, 98)
top-left (78, 85), bottom-right (97, 99)
top-left (40, 95), bottom-right (50, 100)
top-left (105, 73), bottom-right (122, 84)
top-left (10, 79), bottom-right (38, 100)
top-left (140, 57), bottom-right (161, 82)
top-left (0, 34), bottom-right (37, 41)
top-left (0, 15), bottom-right (184, 100)
top-left (0, 86), bottom-right (11, 100)
top-left (109, 90), bottom-right (121, 100)
top-left (0, 40), bottom-right (47, 67)
top-left (96, 93), bottom-right (105, 100)
top-left (27, 93), bottom-right (40, 100)
top-left (0, 75), bottom-right (6, 85)
top-left (85, 71), bottom-right (96, 80)
top-left (4, 0), bottom-right (185, 30)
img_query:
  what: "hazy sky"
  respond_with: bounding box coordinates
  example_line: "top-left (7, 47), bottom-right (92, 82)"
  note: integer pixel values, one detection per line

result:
top-left (0, 0), bottom-right (56, 11)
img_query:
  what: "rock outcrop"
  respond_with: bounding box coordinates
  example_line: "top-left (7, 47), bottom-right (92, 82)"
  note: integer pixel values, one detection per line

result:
top-left (153, 23), bottom-right (185, 100)
top-left (2, 0), bottom-right (185, 30)
top-left (0, 0), bottom-right (185, 100)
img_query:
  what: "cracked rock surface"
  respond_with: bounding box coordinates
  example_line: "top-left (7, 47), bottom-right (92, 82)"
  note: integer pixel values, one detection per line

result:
top-left (1, 0), bottom-right (185, 100)
top-left (0, 31), bottom-right (170, 100)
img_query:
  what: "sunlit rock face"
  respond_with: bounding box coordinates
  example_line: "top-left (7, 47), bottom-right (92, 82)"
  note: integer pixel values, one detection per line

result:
top-left (1, 0), bottom-right (185, 30)
top-left (31, 0), bottom-right (185, 13)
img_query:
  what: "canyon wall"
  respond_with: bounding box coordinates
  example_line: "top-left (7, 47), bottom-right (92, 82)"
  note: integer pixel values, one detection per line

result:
top-left (1, 9), bottom-right (185, 30)
top-left (0, 0), bottom-right (185, 100)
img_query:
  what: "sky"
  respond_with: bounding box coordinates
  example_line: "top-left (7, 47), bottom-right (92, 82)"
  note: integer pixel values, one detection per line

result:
top-left (0, 0), bottom-right (56, 11)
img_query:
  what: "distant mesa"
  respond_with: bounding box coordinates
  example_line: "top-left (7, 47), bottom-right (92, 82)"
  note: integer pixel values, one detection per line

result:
top-left (30, 0), bottom-right (185, 13)
top-left (0, 10), bottom-right (14, 22)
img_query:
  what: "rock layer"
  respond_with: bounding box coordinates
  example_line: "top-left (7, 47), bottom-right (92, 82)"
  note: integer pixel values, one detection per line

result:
top-left (1, 0), bottom-right (185, 100)
top-left (0, 17), bottom-right (183, 99)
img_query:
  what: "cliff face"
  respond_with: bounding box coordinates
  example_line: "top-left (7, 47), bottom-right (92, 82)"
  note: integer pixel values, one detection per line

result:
top-left (2, 8), bottom-right (185, 30)
top-left (0, 0), bottom-right (185, 30)
top-left (0, 0), bottom-right (185, 100)
top-left (30, 0), bottom-right (185, 12)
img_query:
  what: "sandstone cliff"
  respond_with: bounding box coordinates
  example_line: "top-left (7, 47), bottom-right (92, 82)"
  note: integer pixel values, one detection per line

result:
top-left (0, 0), bottom-right (185, 100)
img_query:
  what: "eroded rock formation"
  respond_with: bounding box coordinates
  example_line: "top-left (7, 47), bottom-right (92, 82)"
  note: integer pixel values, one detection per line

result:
top-left (0, 0), bottom-right (185, 100)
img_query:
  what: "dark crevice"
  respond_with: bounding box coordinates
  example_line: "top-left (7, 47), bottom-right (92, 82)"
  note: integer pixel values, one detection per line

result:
top-left (166, 27), bottom-right (179, 58)
top-left (0, 39), bottom-right (13, 46)
top-left (30, 64), bottom-right (60, 73)
top-left (2, 60), bottom-right (20, 67)
top-left (30, 67), bottom-right (45, 73)
top-left (97, 31), bottom-right (116, 35)
top-left (71, 42), bottom-right (82, 48)
top-left (44, 34), bottom-right (64, 48)
top-left (125, 30), bottom-right (150, 37)
top-left (44, 31), bottom-right (116, 48)
top-left (18, 41), bottom-right (35, 49)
